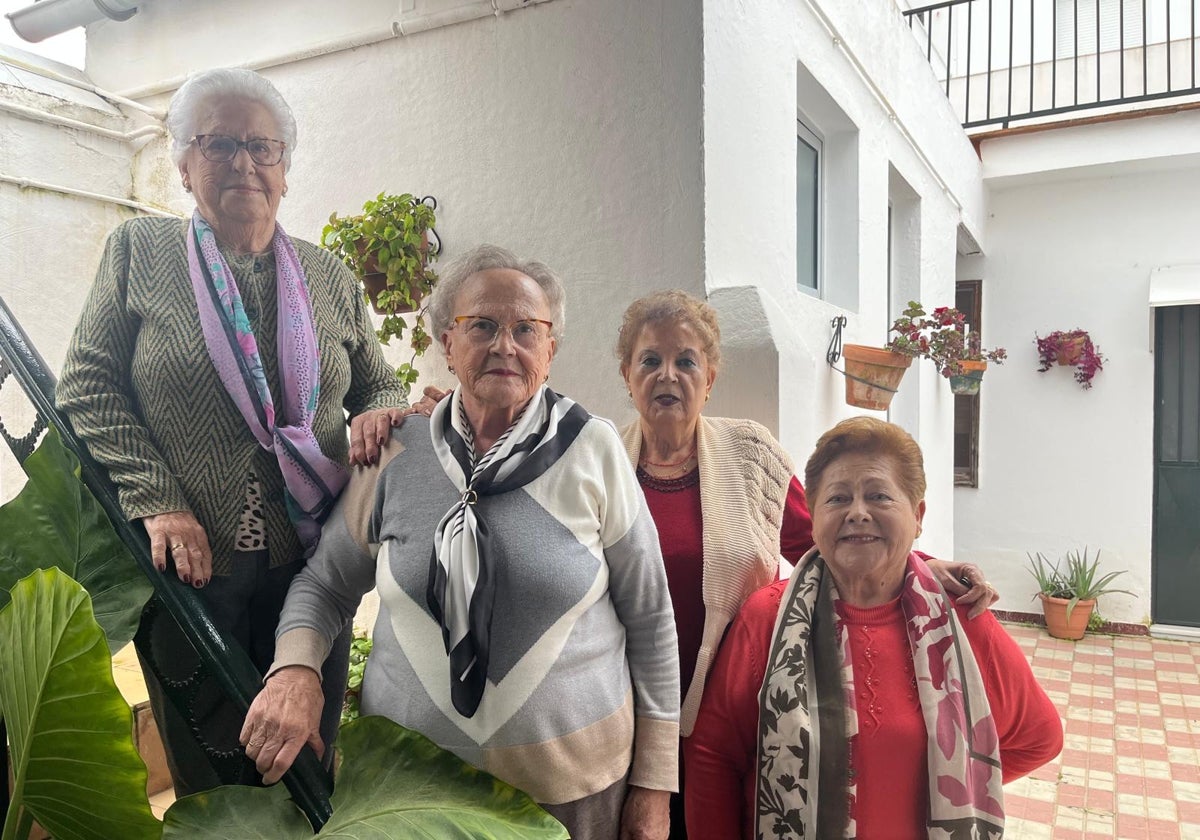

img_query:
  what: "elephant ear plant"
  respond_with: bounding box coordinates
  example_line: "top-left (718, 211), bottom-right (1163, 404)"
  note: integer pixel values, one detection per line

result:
top-left (0, 430), bottom-right (568, 840)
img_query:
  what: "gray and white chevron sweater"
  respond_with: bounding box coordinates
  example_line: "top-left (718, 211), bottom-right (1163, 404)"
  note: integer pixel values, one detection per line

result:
top-left (272, 414), bottom-right (680, 809)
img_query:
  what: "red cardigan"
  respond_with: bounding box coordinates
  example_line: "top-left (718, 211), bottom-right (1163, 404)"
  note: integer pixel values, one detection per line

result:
top-left (683, 579), bottom-right (1063, 840)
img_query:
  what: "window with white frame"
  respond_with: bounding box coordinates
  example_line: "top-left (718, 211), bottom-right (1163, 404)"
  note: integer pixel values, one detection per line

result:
top-left (796, 62), bottom-right (859, 311)
top-left (796, 118), bottom-right (822, 293)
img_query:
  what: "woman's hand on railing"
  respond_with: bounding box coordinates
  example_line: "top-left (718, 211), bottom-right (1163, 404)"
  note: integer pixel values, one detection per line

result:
top-left (241, 665), bottom-right (325, 785)
top-left (141, 510), bottom-right (212, 587)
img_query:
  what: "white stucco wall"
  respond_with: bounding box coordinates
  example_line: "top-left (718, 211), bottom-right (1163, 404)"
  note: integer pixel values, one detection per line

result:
top-left (85, 0), bottom-right (705, 421)
top-left (700, 0), bottom-right (985, 556)
top-left (956, 118), bottom-right (1200, 626)
top-left (0, 51), bottom-right (157, 503)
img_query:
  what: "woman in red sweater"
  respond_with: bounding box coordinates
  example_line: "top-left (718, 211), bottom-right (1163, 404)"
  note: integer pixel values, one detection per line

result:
top-left (616, 293), bottom-right (1001, 839)
top-left (684, 416), bottom-right (1063, 839)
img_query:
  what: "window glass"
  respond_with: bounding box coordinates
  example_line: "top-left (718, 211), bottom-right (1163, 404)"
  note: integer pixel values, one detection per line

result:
top-left (797, 121), bottom-right (821, 291)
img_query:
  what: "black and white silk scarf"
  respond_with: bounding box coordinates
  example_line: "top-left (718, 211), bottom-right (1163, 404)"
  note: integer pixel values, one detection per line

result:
top-left (427, 385), bottom-right (590, 717)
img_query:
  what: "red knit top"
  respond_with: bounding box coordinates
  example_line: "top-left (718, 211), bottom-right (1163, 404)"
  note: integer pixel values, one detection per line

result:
top-left (637, 470), bottom-right (813, 698)
top-left (683, 579), bottom-right (1064, 840)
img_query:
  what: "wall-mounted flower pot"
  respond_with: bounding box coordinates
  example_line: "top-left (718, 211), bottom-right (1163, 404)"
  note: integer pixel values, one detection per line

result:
top-left (361, 272), bottom-right (420, 315)
top-left (948, 360), bottom-right (987, 396)
top-left (1039, 593), bottom-right (1095, 641)
top-left (841, 345), bottom-right (913, 411)
top-left (1055, 335), bottom-right (1087, 366)
top-left (357, 230), bottom-right (431, 316)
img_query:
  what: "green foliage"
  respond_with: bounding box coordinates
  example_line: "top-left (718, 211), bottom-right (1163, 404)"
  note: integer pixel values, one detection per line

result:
top-left (163, 716), bottom-right (569, 839)
top-left (0, 568), bottom-right (160, 840)
top-left (1087, 610), bottom-right (1106, 632)
top-left (1026, 547), bottom-right (1133, 623)
top-left (0, 427), bottom-right (152, 651)
top-left (341, 630), bottom-right (373, 726)
top-left (888, 301), bottom-right (1007, 378)
top-left (321, 192), bottom-right (440, 397)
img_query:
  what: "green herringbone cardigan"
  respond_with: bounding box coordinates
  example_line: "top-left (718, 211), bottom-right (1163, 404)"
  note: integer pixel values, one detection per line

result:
top-left (58, 216), bottom-right (406, 574)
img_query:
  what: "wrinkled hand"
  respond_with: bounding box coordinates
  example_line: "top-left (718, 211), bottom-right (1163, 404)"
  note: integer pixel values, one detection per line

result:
top-left (620, 786), bottom-right (671, 840)
top-left (927, 558), bottom-right (999, 619)
top-left (141, 510), bottom-right (212, 587)
top-left (349, 387), bottom-right (453, 467)
top-left (349, 407), bottom-right (410, 467)
top-left (240, 665), bottom-right (325, 785)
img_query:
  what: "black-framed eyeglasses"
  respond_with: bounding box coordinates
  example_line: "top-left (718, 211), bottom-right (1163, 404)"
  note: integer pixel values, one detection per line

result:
top-left (191, 134), bottom-right (287, 166)
top-left (453, 315), bottom-right (553, 349)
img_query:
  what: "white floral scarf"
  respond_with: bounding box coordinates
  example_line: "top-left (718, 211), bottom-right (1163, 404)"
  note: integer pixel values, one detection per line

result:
top-left (756, 550), bottom-right (1005, 839)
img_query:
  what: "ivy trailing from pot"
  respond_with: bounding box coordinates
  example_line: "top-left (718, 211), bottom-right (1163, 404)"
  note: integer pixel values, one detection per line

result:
top-left (887, 301), bottom-right (1006, 396)
top-left (321, 193), bottom-right (441, 396)
top-left (1034, 329), bottom-right (1104, 390)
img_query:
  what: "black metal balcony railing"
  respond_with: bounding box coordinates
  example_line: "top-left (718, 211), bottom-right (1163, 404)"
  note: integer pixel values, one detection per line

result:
top-left (904, 0), bottom-right (1200, 129)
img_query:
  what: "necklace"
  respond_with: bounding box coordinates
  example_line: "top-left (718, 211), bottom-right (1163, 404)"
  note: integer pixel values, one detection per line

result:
top-left (640, 446), bottom-right (696, 469)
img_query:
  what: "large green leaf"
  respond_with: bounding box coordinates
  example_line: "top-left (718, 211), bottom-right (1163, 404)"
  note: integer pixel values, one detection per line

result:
top-left (0, 427), bottom-right (152, 650)
top-left (163, 716), bottom-right (569, 839)
top-left (0, 568), bottom-right (161, 840)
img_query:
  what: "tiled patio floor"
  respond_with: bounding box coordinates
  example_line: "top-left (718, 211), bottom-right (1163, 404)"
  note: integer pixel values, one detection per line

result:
top-left (110, 624), bottom-right (1200, 833)
top-left (1002, 623), bottom-right (1200, 840)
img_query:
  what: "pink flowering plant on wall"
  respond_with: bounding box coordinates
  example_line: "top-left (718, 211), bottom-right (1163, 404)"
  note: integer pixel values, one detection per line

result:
top-left (888, 301), bottom-right (1007, 378)
top-left (1034, 329), bottom-right (1104, 389)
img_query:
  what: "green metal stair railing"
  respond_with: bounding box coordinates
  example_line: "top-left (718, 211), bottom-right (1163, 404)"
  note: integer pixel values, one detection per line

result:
top-left (0, 294), bottom-right (333, 830)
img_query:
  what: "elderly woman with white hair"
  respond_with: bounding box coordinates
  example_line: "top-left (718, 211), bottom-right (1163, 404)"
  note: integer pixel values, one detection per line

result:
top-left (242, 244), bottom-right (681, 840)
top-left (57, 67), bottom-right (408, 795)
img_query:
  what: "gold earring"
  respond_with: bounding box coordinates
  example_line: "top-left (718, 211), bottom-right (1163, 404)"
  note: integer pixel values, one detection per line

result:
top-left (448, 365), bottom-right (455, 374)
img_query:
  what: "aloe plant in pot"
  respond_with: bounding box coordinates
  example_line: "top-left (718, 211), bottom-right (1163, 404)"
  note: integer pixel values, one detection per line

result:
top-left (1026, 547), bottom-right (1132, 640)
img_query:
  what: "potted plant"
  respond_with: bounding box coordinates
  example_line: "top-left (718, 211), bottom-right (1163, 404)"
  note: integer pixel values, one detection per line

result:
top-left (888, 301), bottom-right (1007, 396)
top-left (1025, 547), bottom-right (1131, 640)
top-left (321, 192), bottom-right (441, 395)
top-left (1035, 329), bottom-right (1105, 390)
top-left (838, 344), bottom-right (913, 411)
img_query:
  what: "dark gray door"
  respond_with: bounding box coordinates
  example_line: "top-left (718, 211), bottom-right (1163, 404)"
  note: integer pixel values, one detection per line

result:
top-left (1153, 304), bottom-right (1200, 627)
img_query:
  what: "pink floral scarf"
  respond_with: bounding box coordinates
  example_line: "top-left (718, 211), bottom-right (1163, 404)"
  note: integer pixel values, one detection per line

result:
top-left (186, 210), bottom-right (347, 554)
top-left (755, 550), bottom-right (1004, 838)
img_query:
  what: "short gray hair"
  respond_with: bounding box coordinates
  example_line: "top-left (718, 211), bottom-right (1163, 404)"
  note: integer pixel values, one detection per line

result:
top-left (429, 244), bottom-right (566, 354)
top-left (166, 68), bottom-right (297, 172)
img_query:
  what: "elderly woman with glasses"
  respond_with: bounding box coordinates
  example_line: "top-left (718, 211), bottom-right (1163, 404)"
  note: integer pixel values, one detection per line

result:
top-left (242, 244), bottom-right (680, 840)
top-left (57, 68), bottom-right (408, 795)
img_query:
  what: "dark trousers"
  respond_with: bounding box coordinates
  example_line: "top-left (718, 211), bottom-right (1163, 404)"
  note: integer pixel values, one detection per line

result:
top-left (138, 550), bottom-right (351, 797)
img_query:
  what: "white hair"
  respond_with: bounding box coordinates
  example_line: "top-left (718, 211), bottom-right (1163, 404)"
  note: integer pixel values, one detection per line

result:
top-left (428, 244), bottom-right (567, 354)
top-left (166, 68), bottom-right (297, 171)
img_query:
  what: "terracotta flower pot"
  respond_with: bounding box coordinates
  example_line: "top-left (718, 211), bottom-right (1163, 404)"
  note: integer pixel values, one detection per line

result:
top-left (361, 272), bottom-right (421, 316)
top-left (1055, 335), bottom-right (1087, 366)
top-left (1039, 593), bottom-right (1095, 640)
top-left (948, 359), bottom-right (987, 396)
top-left (841, 345), bottom-right (914, 411)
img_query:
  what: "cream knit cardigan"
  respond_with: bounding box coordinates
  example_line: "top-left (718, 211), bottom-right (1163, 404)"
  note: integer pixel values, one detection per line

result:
top-left (621, 415), bottom-right (794, 735)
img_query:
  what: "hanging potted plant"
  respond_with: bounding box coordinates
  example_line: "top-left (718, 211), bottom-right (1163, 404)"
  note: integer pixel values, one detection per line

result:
top-left (321, 192), bottom-right (441, 395)
top-left (1035, 329), bottom-right (1105, 389)
top-left (1025, 548), bottom-right (1131, 640)
top-left (887, 301), bottom-right (1007, 396)
top-left (839, 344), bottom-right (914, 411)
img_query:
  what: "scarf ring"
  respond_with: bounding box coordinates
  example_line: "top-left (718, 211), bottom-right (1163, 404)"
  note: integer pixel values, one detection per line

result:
top-left (427, 385), bottom-right (590, 717)
top-left (186, 210), bottom-right (347, 555)
top-left (755, 550), bottom-right (1005, 839)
